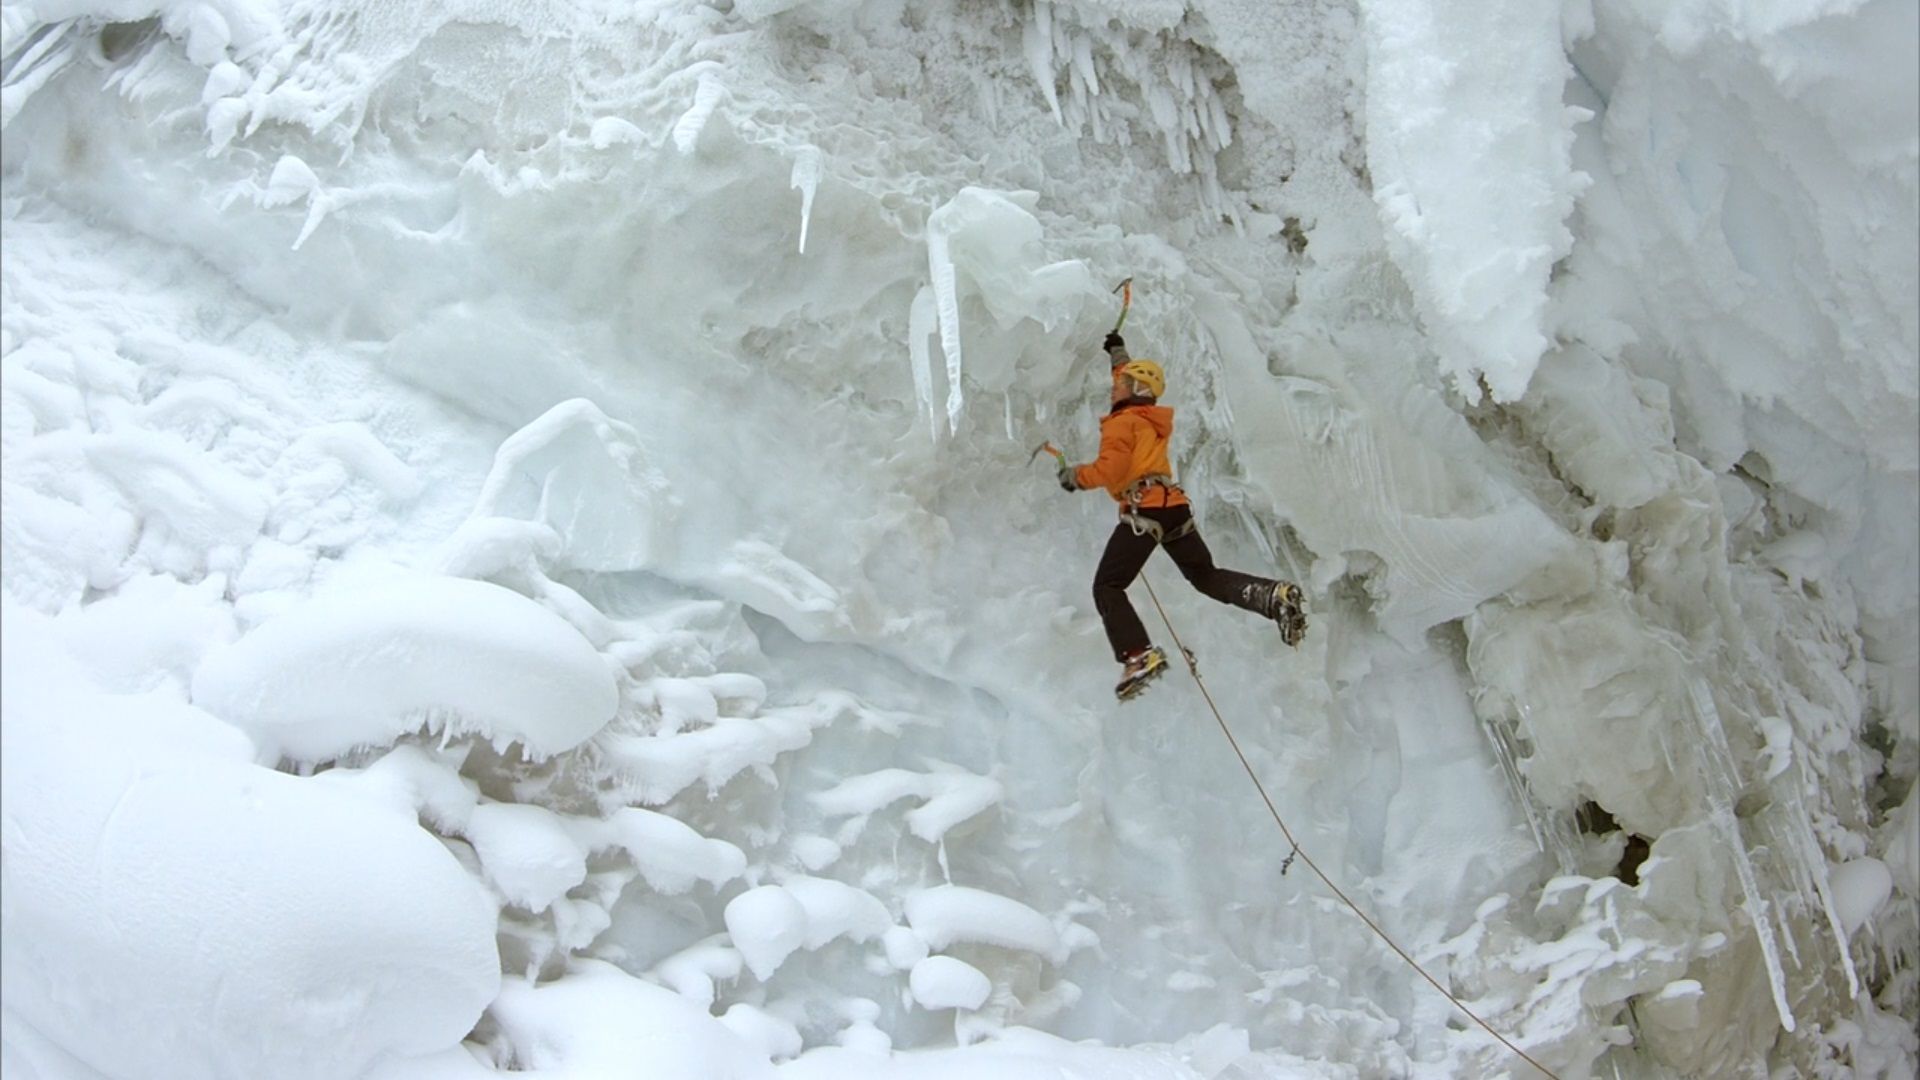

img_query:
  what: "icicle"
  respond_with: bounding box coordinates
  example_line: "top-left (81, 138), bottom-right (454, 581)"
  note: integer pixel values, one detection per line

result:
top-left (1790, 757), bottom-right (1863, 999)
top-left (1022, 4), bottom-right (1061, 123)
top-left (1, 24), bottom-right (78, 129)
top-left (1171, 51), bottom-right (1194, 101)
top-left (1208, 92), bottom-right (1233, 150)
top-left (909, 285), bottom-right (942, 442)
top-left (1222, 183), bottom-right (1244, 236)
top-left (1003, 393), bottom-right (1014, 440)
top-left (1071, 33), bottom-right (1098, 97)
top-left (1146, 86), bottom-right (1187, 173)
top-left (1481, 702), bottom-right (1580, 872)
top-left (6, 22), bottom-right (75, 87)
top-left (790, 146), bottom-right (822, 254)
top-left (1683, 670), bottom-right (1797, 1033)
top-left (1067, 56), bottom-right (1087, 131)
top-left (926, 229), bottom-right (965, 435)
top-left (975, 70), bottom-right (998, 128)
top-left (1194, 87), bottom-right (1216, 152)
top-left (291, 195), bottom-right (332, 250)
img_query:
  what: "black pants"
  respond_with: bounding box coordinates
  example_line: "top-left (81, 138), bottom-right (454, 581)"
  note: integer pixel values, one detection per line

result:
top-left (1093, 504), bottom-right (1275, 661)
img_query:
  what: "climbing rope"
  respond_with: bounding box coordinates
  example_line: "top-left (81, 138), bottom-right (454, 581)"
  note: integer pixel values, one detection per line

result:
top-left (1138, 574), bottom-right (1562, 1080)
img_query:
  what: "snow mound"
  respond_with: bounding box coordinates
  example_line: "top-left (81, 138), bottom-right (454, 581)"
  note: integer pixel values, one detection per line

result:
top-left (190, 572), bottom-right (619, 762)
top-left (654, 938), bottom-right (746, 1009)
top-left (603, 695), bottom-right (841, 805)
top-left (727, 886), bottom-right (811, 981)
top-left (0, 609), bottom-right (500, 1080)
top-left (1830, 858), bottom-right (1893, 937)
top-left (908, 955), bottom-right (992, 1011)
top-left (785, 876), bottom-right (896, 949)
top-left (782, 1026), bottom-right (1209, 1079)
top-left (903, 885), bottom-right (1064, 964)
top-left (596, 806), bottom-right (748, 895)
top-left (466, 802), bottom-right (588, 913)
top-left (811, 764), bottom-right (1003, 843)
top-left (725, 877), bottom-right (894, 982)
top-left (721, 1003), bottom-right (804, 1062)
top-left (488, 960), bottom-right (774, 1078)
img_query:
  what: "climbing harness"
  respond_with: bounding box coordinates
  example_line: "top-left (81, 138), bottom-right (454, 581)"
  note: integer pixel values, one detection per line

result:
top-left (1118, 474), bottom-right (1191, 542)
top-left (1120, 509), bottom-right (1195, 543)
top-left (1123, 474), bottom-right (1176, 504)
top-left (1136, 574), bottom-right (1562, 1080)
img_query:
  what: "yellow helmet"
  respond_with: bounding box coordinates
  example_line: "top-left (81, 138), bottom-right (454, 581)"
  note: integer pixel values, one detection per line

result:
top-left (1117, 359), bottom-right (1165, 399)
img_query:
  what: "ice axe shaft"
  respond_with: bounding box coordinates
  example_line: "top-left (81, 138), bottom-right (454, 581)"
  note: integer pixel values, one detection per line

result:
top-left (1110, 277), bottom-right (1134, 334)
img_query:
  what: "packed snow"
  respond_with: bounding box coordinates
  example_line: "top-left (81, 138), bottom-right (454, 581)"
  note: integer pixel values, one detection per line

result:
top-left (1, 606), bottom-right (501, 1080)
top-left (904, 884), bottom-right (1070, 964)
top-left (191, 571), bottom-right (621, 762)
top-left (1, 0), bottom-right (1914, 1077)
top-left (909, 955), bottom-right (994, 1012)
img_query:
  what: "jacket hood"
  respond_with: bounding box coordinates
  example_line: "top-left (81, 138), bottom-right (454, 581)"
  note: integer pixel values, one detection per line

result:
top-left (1111, 401), bottom-right (1174, 438)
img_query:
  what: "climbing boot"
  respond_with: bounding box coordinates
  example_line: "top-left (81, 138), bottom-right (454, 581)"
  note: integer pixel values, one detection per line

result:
top-left (1115, 646), bottom-right (1170, 701)
top-left (1260, 580), bottom-right (1308, 647)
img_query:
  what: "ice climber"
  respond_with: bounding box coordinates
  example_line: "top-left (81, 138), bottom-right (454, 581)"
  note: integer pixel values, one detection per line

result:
top-left (1055, 333), bottom-right (1308, 701)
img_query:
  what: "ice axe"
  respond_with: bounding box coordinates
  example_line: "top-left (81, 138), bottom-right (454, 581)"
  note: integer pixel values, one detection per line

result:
top-left (1030, 440), bottom-right (1073, 490)
top-left (1027, 440), bottom-right (1067, 468)
top-left (1110, 276), bottom-right (1134, 334)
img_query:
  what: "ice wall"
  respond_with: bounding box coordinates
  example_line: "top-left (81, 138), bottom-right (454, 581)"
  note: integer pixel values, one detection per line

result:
top-left (1, 0), bottom-right (1914, 1077)
top-left (1356, 0), bottom-right (1586, 403)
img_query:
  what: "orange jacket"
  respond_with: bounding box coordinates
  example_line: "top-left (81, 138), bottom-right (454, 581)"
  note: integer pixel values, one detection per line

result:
top-left (1073, 402), bottom-right (1189, 509)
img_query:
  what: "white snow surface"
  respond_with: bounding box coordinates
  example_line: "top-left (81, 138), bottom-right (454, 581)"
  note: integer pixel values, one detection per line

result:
top-left (725, 875), bottom-right (894, 982)
top-left (0, 606), bottom-right (501, 1080)
top-left (1, 0), bottom-right (1915, 1077)
top-left (908, 955), bottom-right (993, 1012)
top-left (811, 763), bottom-right (1003, 843)
top-left (190, 570), bottom-right (619, 762)
top-left (905, 885), bottom-right (1067, 964)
